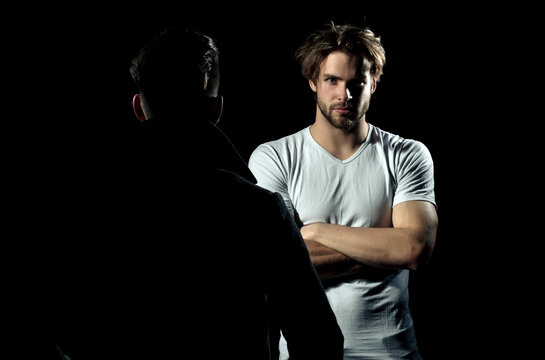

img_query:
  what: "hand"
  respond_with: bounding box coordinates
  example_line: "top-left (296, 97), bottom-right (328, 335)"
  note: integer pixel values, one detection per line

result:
top-left (300, 222), bottom-right (321, 242)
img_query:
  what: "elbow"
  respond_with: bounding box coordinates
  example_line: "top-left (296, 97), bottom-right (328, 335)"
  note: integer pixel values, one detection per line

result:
top-left (407, 233), bottom-right (436, 271)
top-left (407, 243), bottom-right (432, 271)
top-left (409, 215), bottom-right (438, 270)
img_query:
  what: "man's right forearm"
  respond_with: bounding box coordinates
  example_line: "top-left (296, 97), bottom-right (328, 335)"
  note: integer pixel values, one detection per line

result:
top-left (304, 239), bottom-right (363, 280)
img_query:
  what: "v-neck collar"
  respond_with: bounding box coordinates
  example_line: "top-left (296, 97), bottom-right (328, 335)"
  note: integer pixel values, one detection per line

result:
top-left (305, 123), bottom-right (373, 164)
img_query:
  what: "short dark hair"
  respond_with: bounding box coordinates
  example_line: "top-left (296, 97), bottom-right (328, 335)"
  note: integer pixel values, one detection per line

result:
top-left (130, 26), bottom-right (219, 117)
top-left (295, 22), bottom-right (386, 83)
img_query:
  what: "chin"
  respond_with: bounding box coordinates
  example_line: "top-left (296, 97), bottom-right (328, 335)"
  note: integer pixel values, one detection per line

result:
top-left (336, 118), bottom-right (359, 131)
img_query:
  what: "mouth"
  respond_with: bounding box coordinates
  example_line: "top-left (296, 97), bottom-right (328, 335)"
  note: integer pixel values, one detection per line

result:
top-left (333, 107), bottom-right (352, 116)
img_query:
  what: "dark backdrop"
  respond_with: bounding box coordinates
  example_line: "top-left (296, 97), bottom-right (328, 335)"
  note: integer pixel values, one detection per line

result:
top-left (59, 7), bottom-right (522, 359)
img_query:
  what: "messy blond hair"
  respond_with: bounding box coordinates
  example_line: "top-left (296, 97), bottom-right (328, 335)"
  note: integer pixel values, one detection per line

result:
top-left (295, 22), bottom-right (386, 83)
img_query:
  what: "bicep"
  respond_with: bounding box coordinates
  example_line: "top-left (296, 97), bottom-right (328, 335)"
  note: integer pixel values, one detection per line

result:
top-left (393, 199), bottom-right (437, 228)
top-left (392, 200), bottom-right (438, 256)
top-left (248, 146), bottom-right (294, 213)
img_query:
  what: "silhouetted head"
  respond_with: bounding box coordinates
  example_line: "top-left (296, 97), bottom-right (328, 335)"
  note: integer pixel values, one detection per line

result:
top-left (130, 26), bottom-right (221, 124)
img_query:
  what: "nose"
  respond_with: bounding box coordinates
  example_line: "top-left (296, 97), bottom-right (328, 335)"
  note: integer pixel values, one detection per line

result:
top-left (346, 87), bottom-right (353, 100)
top-left (338, 84), bottom-right (352, 101)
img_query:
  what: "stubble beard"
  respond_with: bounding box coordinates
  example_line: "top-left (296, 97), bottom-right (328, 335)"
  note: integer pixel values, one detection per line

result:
top-left (317, 98), bottom-right (369, 132)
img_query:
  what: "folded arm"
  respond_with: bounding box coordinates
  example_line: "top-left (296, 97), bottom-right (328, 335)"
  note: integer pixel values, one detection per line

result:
top-left (303, 239), bottom-right (364, 280)
top-left (301, 200), bottom-right (438, 271)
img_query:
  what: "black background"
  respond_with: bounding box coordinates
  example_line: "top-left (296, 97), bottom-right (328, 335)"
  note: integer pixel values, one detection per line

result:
top-left (58, 6), bottom-right (531, 359)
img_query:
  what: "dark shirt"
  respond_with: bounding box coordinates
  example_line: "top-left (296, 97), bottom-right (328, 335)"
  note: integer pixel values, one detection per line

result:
top-left (57, 119), bottom-right (343, 360)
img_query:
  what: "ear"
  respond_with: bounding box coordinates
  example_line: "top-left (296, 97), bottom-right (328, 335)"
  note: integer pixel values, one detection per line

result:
top-left (132, 94), bottom-right (147, 122)
top-left (309, 78), bottom-right (317, 93)
top-left (371, 78), bottom-right (377, 93)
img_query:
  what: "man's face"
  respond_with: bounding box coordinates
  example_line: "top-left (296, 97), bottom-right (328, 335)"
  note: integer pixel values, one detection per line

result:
top-left (310, 51), bottom-right (375, 131)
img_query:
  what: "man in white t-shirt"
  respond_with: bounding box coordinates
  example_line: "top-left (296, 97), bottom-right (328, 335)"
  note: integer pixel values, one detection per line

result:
top-left (249, 22), bottom-right (438, 360)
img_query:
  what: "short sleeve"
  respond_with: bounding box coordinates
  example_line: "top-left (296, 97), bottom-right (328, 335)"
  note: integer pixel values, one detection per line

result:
top-left (393, 140), bottom-right (436, 208)
top-left (248, 144), bottom-right (295, 216)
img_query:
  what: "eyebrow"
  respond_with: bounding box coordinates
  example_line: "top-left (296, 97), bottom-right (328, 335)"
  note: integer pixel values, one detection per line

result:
top-left (322, 73), bottom-right (340, 79)
top-left (322, 73), bottom-right (366, 83)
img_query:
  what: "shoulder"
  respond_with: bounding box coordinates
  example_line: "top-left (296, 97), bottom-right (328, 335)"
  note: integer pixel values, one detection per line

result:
top-left (251, 127), bottom-right (308, 156)
top-left (211, 168), bottom-right (281, 203)
top-left (249, 128), bottom-right (309, 171)
top-left (370, 124), bottom-right (432, 160)
top-left (210, 168), bottom-right (292, 225)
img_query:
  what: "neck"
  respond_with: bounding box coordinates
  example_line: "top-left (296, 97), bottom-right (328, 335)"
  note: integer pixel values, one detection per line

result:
top-left (310, 114), bottom-right (369, 160)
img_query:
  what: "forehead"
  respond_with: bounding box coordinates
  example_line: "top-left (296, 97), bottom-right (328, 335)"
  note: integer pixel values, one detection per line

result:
top-left (320, 51), bottom-right (371, 78)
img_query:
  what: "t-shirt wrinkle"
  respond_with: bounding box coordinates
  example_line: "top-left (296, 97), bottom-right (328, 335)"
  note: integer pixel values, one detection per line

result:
top-left (248, 122), bottom-right (435, 360)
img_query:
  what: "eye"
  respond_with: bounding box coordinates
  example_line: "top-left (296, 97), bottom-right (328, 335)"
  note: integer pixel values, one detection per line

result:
top-left (349, 80), bottom-right (365, 88)
top-left (347, 80), bottom-right (365, 94)
top-left (325, 77), bottom-right (337, 84)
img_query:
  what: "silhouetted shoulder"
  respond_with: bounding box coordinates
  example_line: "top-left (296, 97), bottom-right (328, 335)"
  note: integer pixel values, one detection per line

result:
top-left (212, 168), bottom-right (274, 195)
top-left (207, 168), bottom-right (287, 215)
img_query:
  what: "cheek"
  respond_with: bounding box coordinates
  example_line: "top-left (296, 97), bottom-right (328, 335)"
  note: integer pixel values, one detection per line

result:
top-left (353, 89), bottom-right (371, 108)
top-left (359, 87), bottom-right (372, 100)
top-left (317, 85), bottom-right (336, 101)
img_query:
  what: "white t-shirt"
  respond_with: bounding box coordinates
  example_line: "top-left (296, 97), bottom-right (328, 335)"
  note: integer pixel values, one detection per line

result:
top-left (248, 123), bottom-right (436, 360)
